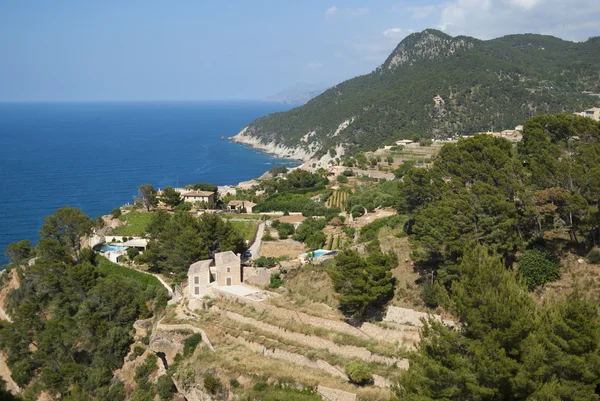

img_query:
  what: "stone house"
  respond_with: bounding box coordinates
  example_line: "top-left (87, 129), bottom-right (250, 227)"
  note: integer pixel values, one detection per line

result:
top-left (180, 190), bottom-right (215, 204)
top-left (227, 200), bottom-right (256, 213)
top-left (187, 251), bottom-right (242, 298)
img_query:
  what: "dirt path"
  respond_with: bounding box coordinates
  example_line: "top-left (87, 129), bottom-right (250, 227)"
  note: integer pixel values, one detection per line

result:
top-left (249, 222), bottom-right (265, 260)
top-left (0, 355), bottom-right (19, 394)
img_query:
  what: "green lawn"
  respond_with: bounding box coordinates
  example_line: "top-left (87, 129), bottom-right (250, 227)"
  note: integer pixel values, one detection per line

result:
top-left (230, 220), bottom-right (259, 241)
top-left (222, 213), bottom-right (263, 220)
top-left (96, 256), bottom-right (162, 290)
top-left (112, 211), bottom-right (154, 236)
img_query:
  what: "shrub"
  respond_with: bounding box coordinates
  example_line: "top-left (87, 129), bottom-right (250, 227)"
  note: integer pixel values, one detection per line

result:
top-left (344, 361), bottom-right (373, 386)
top-left (587, 249), bottom-right (600, 264)
top-left (183, 333), bottom-right (202, 357)
top-left (517, 249), bottom-right (560, 290)
top-left (135, 354), bottom-right (158, 382)
top-left (253, 382), bottom-right (268, 392)
top-left (127, 247), bottom-right (140, 260)
top-left (269, 273), bottom-right (283, 289)
top-left (254, 256), bottom-right (277, 268)
top-left (421, 281), bottom-right (438, 308)
top-left (132, 345), bottom-right (145, 359)
top-left (110, 208), bottom-right (122, 219)
top-left (156, 374), bottom-right (176, 400)
top-left (229, 378), bottom-right (240, 389)
top-left (351, 205), bottom-right (365, 218)
top-left (203, 375), bottom-right (221, 394)
top-left (262, 229), bottom-right (275, 241)
top-left (337, 175), bottom-right (349, 184)
top-left (277, 222), bottom-right (295, 239)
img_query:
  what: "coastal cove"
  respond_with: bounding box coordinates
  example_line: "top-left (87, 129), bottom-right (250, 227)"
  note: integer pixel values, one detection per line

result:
top-left (0, 101), bottom-right (300, 263)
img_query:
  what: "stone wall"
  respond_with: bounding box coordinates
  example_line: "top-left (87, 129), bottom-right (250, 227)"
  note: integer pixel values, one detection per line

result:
top-left (208, 294), bottom-right (419, 349)
top-left (317, 386), bottom-right (357, 401)
top-left (384, 306), bottom-right (454, 328)
top-left (228, 335), bottom-right (347, 380)
top-left (220, 309), bottom-right (407, 367)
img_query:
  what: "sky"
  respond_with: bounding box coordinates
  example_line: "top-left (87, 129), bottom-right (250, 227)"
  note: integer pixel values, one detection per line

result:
top-left (0, 0), bottom-right (598, 102)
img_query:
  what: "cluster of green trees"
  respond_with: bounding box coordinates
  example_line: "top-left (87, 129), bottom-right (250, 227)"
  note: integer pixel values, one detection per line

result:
top-left (328, 248), bottom-right (397, 317)
top-left (139, 210), bottom-right (246, 277)
top-left (0, 207), bottom-right (168, 400)
top-left (292, 217), bottom-right (328, 250)
top-left (359, 215), bottom-right (406, 243)
top-left (399, 246), bottom-right (600, 400)
top-left (245, 30), bottom-right (600, 156)
top-left (254, 169), bottom-right (332, 215)
top-left (400, 114), bottom-right (600, 289)
top-left (345, 180), bottom-right (402, 215)
top-left (271, 220), bottom-right (296, 239)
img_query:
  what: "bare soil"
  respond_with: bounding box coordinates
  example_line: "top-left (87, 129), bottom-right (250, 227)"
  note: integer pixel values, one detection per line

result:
top-left (260, 239), bottom-right (307, 259)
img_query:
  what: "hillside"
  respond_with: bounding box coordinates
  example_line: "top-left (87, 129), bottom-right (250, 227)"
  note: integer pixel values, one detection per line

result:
top-left (233, 29), bottom-right (600, 161)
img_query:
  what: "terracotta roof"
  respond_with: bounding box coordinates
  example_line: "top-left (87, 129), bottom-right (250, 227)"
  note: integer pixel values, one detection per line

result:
top-left (182, 190), bottom-right (214, 197)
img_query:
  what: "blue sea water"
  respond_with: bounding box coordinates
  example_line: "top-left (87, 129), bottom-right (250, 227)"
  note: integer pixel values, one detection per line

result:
top-left (0, 101), bottom-right (298, 264)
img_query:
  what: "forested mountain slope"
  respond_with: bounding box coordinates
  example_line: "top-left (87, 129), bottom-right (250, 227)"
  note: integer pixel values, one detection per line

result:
top-left (236, 29), bottom-right (600, 158)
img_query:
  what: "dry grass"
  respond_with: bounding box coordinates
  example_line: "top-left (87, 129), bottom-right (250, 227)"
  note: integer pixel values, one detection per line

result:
top-left (182, 321), bottom-right (393, 401)
top-left (536, 253), bottom-right (600, 305)
top-left (260, 238), bottom-right (307, 259)
top-left (378, 228), bottom-right (426, 311)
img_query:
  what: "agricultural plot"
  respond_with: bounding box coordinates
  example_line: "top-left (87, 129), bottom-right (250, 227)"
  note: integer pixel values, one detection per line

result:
top-left (326, 191), bottom-right (349, 209)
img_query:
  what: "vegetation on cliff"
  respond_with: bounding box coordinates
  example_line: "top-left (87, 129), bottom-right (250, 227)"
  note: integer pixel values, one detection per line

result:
top-left (243, 30), bottom-right (600, 156)
top-left (0, 207), bottom-right (168, 400)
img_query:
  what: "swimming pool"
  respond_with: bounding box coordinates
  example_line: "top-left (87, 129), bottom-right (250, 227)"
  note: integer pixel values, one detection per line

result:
top-left (299, 249), bottom-right (337, 260)
top-left (313, 250), bottom-right (331, 258)
top-left (101, 244), bottom-right (127, 253)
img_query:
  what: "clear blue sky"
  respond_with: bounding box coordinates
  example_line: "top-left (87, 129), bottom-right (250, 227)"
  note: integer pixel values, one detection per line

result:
top-left (1, 0), bottom-right (598, 101)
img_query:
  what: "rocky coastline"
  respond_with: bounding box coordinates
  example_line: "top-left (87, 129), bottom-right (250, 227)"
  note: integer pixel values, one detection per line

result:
top-left (230, 127), bottom-right (316, 162)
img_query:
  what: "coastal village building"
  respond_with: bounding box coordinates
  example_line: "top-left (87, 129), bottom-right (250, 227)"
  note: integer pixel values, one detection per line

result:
top-left (227, 200), bottom-right (256, 213)
top-left (584, 108), bottom-right (600, 121)
top-left (170, 188), bottom-right (215, 204)
top-left (574, 107), bottom-right (600, 122)
top-left (187, 251), bottom-right (242, 298)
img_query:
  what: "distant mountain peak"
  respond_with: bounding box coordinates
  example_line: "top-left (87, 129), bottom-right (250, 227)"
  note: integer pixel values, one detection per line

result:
top-left (263, 83), bottom-right (326, 105)
top-left (383, 29), bottom-right (475, 71)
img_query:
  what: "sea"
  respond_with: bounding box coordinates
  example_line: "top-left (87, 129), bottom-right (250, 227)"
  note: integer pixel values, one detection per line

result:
top-left (0, 101), bottom-right (299, 264)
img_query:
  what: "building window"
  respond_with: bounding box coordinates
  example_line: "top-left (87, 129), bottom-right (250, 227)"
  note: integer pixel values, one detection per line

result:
top-left (227, 267), bottom-right (231, 273)
top-left (194, 276), bottom-right (199, 284)
top-left (194, 287), bottom-right (199, 295)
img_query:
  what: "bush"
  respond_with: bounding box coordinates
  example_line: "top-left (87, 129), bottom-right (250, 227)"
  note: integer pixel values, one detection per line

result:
top-left (344, 361), bottom-right (373, 386)
top-left (262, 229), bottom-right (275, 241)
top-left (587, 249), bottom-right (600, 264)
top-left (229, 378), bottom-right (240, 389)
top-left (337, 175), bottom-right (349, 183)
top-left (127, 247), bottom-right (140, 260)
top-left (253, 382), bottom-right (268, 392)
top-left (203, 375), bottom-right (221, 394)
top-left (351, 205), bottom-right (365, 218)
top-left (183, 333), bottom-right (202, 357)
top-left (269, 273), bottom-right (283, 289)
top-left (110, 208), bottom-right (122, 219)
top-left (156, 375), bottom-right (176, 400)
top-left (135, 354), bottom-right (158, 382)
top-left (132, 345), bottom-right (145, 359)
top-left (421, 281), bottom-right (438, 308)
top-left (277, 222), bottom-right (295, 239)
top-left (517, 249), bottom-right (560, 290)
top-left (254, 256), bottom-right (277, 267)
